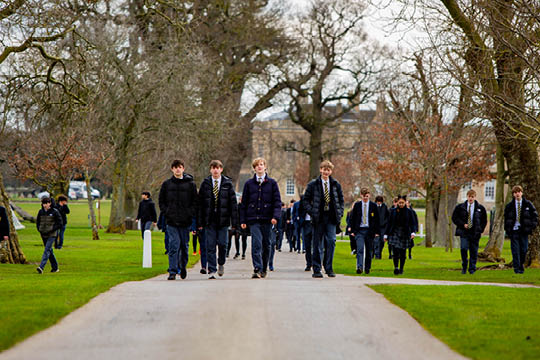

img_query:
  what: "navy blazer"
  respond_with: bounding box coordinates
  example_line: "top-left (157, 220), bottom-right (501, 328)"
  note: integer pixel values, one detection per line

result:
top-left (350, 200), bottom-right (381, 236)
top-left (239, 174), bottom-right (282, 224)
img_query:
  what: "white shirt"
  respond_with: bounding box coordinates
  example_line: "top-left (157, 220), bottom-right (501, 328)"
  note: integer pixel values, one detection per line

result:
top-left (256, 174), bottom-right (265, 184)
top-left (212, 176), bottom-right (222, 190)
top-left (361, 200), bottom-right (369, 227)
top-left (305, 213), bottom-right (311, 221)
top-left (514, 200), bottom-right (522, 230)
top-left (322, 178), bottom-right (330, 193)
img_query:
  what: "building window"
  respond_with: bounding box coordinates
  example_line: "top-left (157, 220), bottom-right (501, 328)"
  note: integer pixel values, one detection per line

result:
top-left (286, 177), bottom-right (295, 196)
top-left (484, 180), bottom-right (495, 201)
top-left (258, 143), bottom-right (264, 157)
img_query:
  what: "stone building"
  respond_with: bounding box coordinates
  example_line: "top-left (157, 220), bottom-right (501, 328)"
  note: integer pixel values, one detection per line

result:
top-left (238, 103), bottom-right (386, 203)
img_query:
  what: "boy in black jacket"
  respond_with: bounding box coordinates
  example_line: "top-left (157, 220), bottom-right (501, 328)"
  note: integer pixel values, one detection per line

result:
top-left (303, 160), bottom-right (344, 278)
top-left (198, 160), bottom-right (238, 279)
top-left (349, 188), bottom-right (380, 275)
top-left (0, 205), bottom-right (10, 242)
top-left (54, 195), bottom-right (70, 249)
top-left (451, 189), bottom-right (487, 274)
top-left (159, 160), bottom-right (198, 280)
top-left (504, 185), bottom-right (538, 274)
top-left (36, 197), bottom-right (63, 274)
top-left (136, 191), bottom-right (157, 239)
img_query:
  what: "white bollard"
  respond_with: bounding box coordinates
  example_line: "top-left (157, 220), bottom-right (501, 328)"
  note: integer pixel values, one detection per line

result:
top-left (419, 224), bottom-right (424, 237)
top-left (143, 230), bottom-right (152, 268)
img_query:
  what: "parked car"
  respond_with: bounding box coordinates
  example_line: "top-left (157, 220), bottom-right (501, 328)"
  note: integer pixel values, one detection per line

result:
top-left (36, 190), bottom-right (50, 199)
top-left (69, 181), bottom-right (100, 199)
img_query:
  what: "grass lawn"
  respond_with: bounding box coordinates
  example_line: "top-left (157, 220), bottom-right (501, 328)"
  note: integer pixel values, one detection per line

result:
top-left (0, 200), bottom-right (199, 352)
top-left (333, 236), bottom-right (540, 285)
top-left (370, 284), bottom-right (540, 360)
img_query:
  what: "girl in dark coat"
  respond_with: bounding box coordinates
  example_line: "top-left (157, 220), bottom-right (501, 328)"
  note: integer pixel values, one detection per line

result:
top-left (385, 196), bottom-right (416, 275)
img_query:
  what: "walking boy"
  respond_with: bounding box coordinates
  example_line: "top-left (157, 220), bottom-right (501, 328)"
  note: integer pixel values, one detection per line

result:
top-left (0, 205), bottom-right (10, 243)
top-left (159, 160), bottom-right (198, 280)
top-left (198, 160), bottom-right (238, 279)
top-left (504, 185), bottom-right (538, 274)
top-left (451, 189), bottom-right (487, 274)
top-left (349, 188), bottom-right (380, 275)
top-left (303, 160), bottom-right (344, 278)
top-left (239, 158), bottom-right (282, 279)
top-left (54, 195), bottom-right (70, 249)
top-left (36, 197), bottom-right (63, 274)
top-left (373, 196), bottom-right (389, 259)
top-left (136, 191), bottom-right (157, 239)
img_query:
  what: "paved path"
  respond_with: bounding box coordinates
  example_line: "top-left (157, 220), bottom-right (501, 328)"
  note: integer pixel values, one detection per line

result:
top-left (2, 250), bottom-right (470, 360)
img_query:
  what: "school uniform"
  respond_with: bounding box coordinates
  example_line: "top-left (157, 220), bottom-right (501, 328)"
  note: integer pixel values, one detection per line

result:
top-left (350, 200), bottom-right (380, 273)
top-left (386, 206), bottom-right (416, 274)
top-left (451, 200), bottom-right (487, 274)
top-left (504, 198), bottom-right (538, 273)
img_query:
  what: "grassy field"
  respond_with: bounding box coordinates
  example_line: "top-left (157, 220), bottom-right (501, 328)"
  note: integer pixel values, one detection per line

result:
top-left (371, 284), bottom-right (540, 360)
top-left (0, 200), bottom-right (199, 352)
top-left (332, 238), bottom-right (540, 285)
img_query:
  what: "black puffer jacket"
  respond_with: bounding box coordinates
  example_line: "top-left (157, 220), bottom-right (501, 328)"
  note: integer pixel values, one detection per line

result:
top-left (136, 199), bottom-right (157, 223)
top-left (159, 174), bottom-right (198, 228)
top-left (504, 198), bottom-right (538, 235)
top-left (198, 175), bottom-right (238, 228)
top-left (36, 207), bottom-right (63, 238)
top-left (452, 200), bottom-right (487, 238)
top-left (303, 176), bottom-right (344, 225)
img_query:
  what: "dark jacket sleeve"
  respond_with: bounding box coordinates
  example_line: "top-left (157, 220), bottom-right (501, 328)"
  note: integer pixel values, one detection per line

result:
top-left (528, 200), bottom-right (539, 231)
top-left (64, 204), bottom-right (70, 215)
top-left (239, 182), bottom-right (249, 224)
top-left (158, 180), bottom-right (167, 214)
top-left (52, 209), bottom-right (63, 232)
top-left (504, 202), bottom-right (514, 234)
top-left (230, 186), bottom-right (239, 228)
top-left (411, 210), bottom-right (419, 233)
top-left (451, 204), bottom-right (464, 229)
top-left (336, 182), bottom-right (345, 221)
top-left (150, 202), bottom-right (157, 223)
top-left (350, 202), bottom-right (360, 233)
top-left (136, 202), bottom-right (142, 220)
top-left (0, 207), bottom-right (9, 237)
top-left (191, 182), bottom-right (199, 225)
top-left (272, 180), bottom-right (282, 220)
top-left (36, 209), bottom-right (42, 232)
top-left (372, 202), bottom-right (381, 234)
top-left (303, 182), bottom-right (314, 217)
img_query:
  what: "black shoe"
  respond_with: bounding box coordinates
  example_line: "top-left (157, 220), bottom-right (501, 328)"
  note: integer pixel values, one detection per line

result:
top-left (51, 268), bottom-right (59, 273)
top-left (356, 268), bottom-right (363, 274)
top-left (408, 256), bottom-right (412, 260)
top-left (167, 274), bottom-right (176, 280)
top-left (164, 251), bottom-right (169, 255)
top-left (469, 270), bottom-right (476, 274)
top-left (389, 255), bottom-right (393, 259)
top-left (399, 269), bottom-right (403, 274)
top-left (393, 268), bottom-right (399, 275)
top-left (297, 251), bottom-right (301, 254)
top-left (36, 267), bottom-right (43, 274)
top-left (242, 255), bottom-right (246, 260)
top-left (375, 256), bottom-right (381, 259)
top-left (180, 268), bottom-right (187, 279)
top-left (252, 272), bottom-right (260, 279)
top-left (277, 249), bottom-right (282, 252)
top-left (200, 268), bottom-right (207, 274)
top-left (312, 272), bottom-right (323, 278)
top-left (289, 249), bottom-right (293, 252)
top-left (302, 250), bottom-right (306, 253)
top-left (305, 266), bottom-right (311, 271)
top-left (233, 254), bottom-right (239, 259)
top-left (260, 271), bottom-right (267, 278)
top-left (364, 269), bottom-right (370, 275)
top-left (327, 272), bottom-right (336, 277)
top-left (461, 269), bottom-right (467, 274)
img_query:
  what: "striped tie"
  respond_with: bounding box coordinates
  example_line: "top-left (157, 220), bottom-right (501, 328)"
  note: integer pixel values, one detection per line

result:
top-left (213, 180), bottom-right (219, 209)
top-left (324, 181), bottom-right (330, 205)
top-left (363, 203), bottom-right (367, 225)
top-left (467, 204), bottom-right (472, 228)
top-left (517, 201), bottom-right (521, 223)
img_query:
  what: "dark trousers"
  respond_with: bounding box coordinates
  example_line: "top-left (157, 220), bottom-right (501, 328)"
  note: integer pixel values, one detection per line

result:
top-left (460, 235), bottom-right (480, 272)
top-left (374, 234), bottom-right (385, 258)
top-left (303, 221), bottom-right (313, 267)
top-left (312, 221), bottom-right (336, 274)
top-left (286, 226), bottom-right (295, 251)
top-left (140, 221), bottom-right (152, 240)
top-left (239, 231), bottom-right (248, 256)
top-left (55, 225), bottom-right (66, 249)
top-left (355, 228), bottom-right (374, 272)
top-left (200, 228), bottom-right (208, 269)
top-left (166, 225), bottom-right (189, 275)
top-left (250, 222), bottom-right (272, 272)
top-left (388, 243), bottom-right (394, 259)
top-left (295, 223), bottom-right (303, 252)
top-left (393, 247), bottom-right (406, 271)
top-left (510, 232), bottom-right (529, 273)
top-left (39, 236), bottom-right (59, 270)
top-left (205, 225), bottom-right (228, 274)
top-left (349, 234), bottom-right (356, 253)
top-left (227, 229), bottom-right (237, 256)
top-left (276, 228), bottom-right (284, 250)
top-left (192, 231), bottom-right (199, 253)
top-left (163, 226), bottom-right (169, 252)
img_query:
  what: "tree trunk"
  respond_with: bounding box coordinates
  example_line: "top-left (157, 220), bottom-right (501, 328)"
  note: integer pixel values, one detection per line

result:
top-left (309, 126), bottom-right (323, 180)
top-left (84, 170), bottom-right (99, 240)
top-left (107, 150), bottom-right (128, 234)
top-left (440, 187), bottom-right (458, 251)
top-left (0, 171), bottom-right (27, 264)
top-left (482, 144), bottom-right (505, 260)
top-left (424, 183), bottom-right (436, 247)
